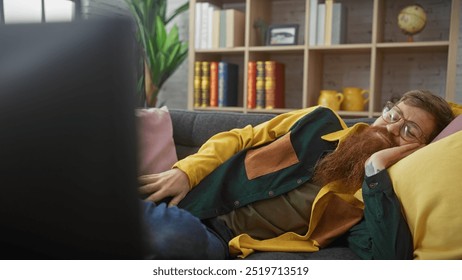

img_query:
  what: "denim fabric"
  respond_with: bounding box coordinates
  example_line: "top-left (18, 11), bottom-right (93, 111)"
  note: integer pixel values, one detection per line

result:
top-left (142, 201), bottom-right (228, 259)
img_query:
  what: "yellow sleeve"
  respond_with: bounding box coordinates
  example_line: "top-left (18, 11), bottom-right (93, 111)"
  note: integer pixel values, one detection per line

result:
top-left (173, 106), bottom-right (321, 188)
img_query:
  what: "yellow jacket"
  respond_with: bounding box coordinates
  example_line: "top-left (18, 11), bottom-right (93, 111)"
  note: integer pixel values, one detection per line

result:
top-left (174, 106), bottom-right (368, 257)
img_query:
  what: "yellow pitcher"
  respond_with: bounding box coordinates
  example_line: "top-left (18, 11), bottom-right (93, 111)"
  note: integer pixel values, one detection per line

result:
top-left (341, 87), bottom-right (369, 111)
top-left (318, 90), bottom-right (344, 111)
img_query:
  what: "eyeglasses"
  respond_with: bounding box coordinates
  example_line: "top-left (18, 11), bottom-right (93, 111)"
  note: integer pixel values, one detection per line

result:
top-left (381, 102), bottom-right (426, 143)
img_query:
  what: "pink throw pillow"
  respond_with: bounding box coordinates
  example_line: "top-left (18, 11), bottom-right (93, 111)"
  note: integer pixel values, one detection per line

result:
top-left (136, 106), bottom-right (178, 176)
top-left (431, 114), bottom-right (462, 143)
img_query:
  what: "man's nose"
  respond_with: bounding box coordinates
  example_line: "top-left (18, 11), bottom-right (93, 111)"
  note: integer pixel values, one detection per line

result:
top-left (386, 120), bottom-right (403, 137)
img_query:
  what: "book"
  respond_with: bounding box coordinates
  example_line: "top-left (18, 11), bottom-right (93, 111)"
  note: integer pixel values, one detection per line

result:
top-left (309, 0), bottom-right (319, 46)
top-left (211, 10), bottom-right (221, 48)
top-left (201, 61), bottom-right (210, 107)
top-left (209, 61), bottom-right (219, 107)
top-left (193, 61), bottom-right (202, 107)
top-left (199, 3), bottom-right (210, 49)
top-left (194, 3), bottom-right (202, 49)
top-left (316, 3), bottom-right (325, 45)
top-left (256, 61), bottom-right (265, 109)
top-left (218, 62), bottom-right (238, 107)
top-left (225, 9), bottom-right (245, 48)
top-left (219, 10), bottom-right (227, 48)
top-left (218, 9), bottom-right (245, 48)
top-left (324, 0), bottom-right (334, 46)
top-left (264, 61), bottom-right (285, 109)
top-left (247, 61), bottom-right (257, 109)
top-left (331, 3), bottom-right (346, 45)
top-left (207, 4), bottom-right (219, 49)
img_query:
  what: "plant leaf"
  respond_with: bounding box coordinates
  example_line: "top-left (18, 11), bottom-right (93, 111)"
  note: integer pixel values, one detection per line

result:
top-left (166, 1), bottom-right (189, 25)
top-left (155, 16), bottom-right (167, 50)
top-left (163, 24), bottom-right (179, 52)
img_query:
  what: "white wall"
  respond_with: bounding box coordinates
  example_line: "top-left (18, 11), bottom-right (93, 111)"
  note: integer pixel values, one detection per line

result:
top-left (85, 0), bottom-right (462, 108)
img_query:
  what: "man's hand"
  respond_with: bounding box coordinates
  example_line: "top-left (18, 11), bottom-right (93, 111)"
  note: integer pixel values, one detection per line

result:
top-left (366, 142), bottom-right (424, 172)
top-left (138, 168), bottom-right (190, 207)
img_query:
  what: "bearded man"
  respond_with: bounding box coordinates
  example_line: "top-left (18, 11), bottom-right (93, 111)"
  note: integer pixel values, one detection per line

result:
top-left (139, 90), bottom-right (454, 260)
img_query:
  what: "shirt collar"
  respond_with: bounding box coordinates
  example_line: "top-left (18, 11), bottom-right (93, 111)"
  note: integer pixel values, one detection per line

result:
top-left (321, 122), bottom-right (371, 146)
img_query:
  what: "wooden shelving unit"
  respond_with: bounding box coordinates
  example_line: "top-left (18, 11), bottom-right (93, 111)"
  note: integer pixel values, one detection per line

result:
top-left (187, 0), bottom-right (460, 117)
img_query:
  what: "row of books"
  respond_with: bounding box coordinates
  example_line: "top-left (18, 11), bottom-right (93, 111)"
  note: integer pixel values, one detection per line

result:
top-left (248, 61), bottom-right (285, 109)
top-left (193, 60), bottom-right (286, 109)
top-left (194, 2), bottom-right (245, 49)
top-left (194, 61), bottom-right (238, 108)
top-left (309, 0), bottom-right (346, 45)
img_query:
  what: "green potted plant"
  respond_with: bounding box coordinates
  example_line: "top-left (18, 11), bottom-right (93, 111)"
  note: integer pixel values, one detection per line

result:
top-left (126, 0), bottom-right (188, 107)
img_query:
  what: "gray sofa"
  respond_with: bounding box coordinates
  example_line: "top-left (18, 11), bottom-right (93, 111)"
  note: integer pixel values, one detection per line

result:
top-left (169, 109), bottom-right (374, 260)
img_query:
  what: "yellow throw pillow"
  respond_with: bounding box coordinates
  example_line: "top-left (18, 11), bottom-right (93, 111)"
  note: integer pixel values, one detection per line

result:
top-left (388, 131), bottom-right (462, 259)
top-left (449, 102), bottom-right (462, 116)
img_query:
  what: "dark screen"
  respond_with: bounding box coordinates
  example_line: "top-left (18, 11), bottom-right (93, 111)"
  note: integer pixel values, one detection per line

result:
top-left (0, 18), bottom-right (147, 259)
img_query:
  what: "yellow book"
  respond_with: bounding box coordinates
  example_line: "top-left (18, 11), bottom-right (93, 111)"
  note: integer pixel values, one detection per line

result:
top-left (201, 61), bottom-right (210, 107)
top-left (256, 61), bottom-right (265, 109)
top-left (193, 61), bottom-right (202, 107)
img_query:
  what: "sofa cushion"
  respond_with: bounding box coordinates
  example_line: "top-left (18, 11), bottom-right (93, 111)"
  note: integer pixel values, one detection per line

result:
top-left (431, 114), bottom-right (462, 143)
top-left (389, 130), bottom-right (462, 259)
top-left (136, 106), bottom-right (177, 175)
top-left (169, 110), bottom-right (276, 159)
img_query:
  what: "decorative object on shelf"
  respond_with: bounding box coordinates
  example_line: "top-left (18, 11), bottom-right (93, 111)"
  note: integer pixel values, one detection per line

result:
top-left (397, 4), bottom-right (427, 42)
top-left (318, 90), bottom-right (344, 111)
top-left (126, 0), bottom-right (189, 107)
top-left (341, 87), bottom-right (369, 111)
top-left (266, 24), bottom-right (299, 46)
top-left (253, 18), bottom-right (268, 46)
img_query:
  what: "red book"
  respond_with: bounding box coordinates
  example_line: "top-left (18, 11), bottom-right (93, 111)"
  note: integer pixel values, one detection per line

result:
top-left (247, 61), bottom-right (256, 109)
top-left (264, 61), bottom-right (285, 109)
top-left (209, 61), bottom-right (219, 107)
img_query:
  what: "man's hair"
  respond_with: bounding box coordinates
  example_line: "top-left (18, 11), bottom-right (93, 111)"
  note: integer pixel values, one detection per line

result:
top-left (399, 90), bottom-right (455, 142)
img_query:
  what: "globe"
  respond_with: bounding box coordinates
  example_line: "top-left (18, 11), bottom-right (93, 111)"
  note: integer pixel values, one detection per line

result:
top-left (397, 4), bottom-right (427, 41)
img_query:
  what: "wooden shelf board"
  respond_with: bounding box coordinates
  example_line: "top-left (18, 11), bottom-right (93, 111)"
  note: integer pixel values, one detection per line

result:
top-left (377, 41), bottom-right (450, 52)
top-left (309, 44), bottom-right (372, 54)
top-left (249, 45), bottom-right (305, 53)
top-left (195, 47), bottom-right (246, 54)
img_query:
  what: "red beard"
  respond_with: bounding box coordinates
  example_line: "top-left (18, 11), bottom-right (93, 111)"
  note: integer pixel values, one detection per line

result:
top-left (312, 126), bottom-right (398, 192)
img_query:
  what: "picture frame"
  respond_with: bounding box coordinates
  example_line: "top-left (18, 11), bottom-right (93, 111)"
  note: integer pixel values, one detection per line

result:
top-left (266, 24), bottom-right (299, 46)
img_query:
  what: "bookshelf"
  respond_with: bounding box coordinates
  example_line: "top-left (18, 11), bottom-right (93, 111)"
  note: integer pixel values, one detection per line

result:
top-left (188, 0), bottom-right (460, 117)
